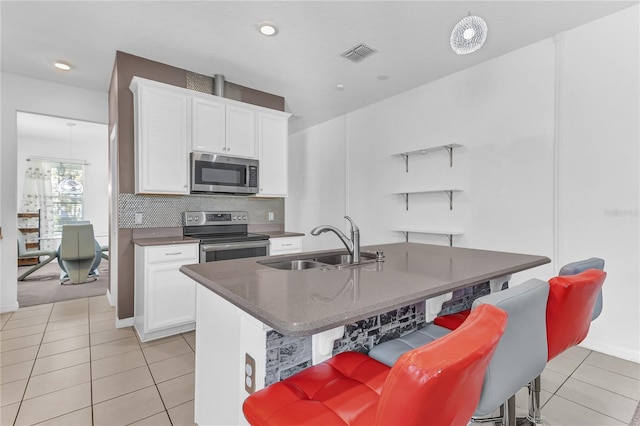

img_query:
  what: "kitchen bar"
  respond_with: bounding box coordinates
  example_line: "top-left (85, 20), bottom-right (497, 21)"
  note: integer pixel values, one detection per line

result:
top-left (180, 242), bottom-right (550, 425)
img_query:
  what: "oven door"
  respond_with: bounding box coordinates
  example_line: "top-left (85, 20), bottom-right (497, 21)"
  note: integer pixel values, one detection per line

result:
top-left (200, 240), bottom-right (269, 263)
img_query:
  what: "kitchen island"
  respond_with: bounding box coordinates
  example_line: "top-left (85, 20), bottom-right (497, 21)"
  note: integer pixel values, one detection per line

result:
top-left (180, 242), bottom-right (549, 425)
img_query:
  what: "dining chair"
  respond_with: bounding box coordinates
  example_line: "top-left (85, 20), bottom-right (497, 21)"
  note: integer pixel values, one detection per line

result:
top-left (17, 229), bottom-right (59, 281)
top-left (58, 224), bottom-right (99, 284)
top-left (242, 304), bottom-right (508, 426)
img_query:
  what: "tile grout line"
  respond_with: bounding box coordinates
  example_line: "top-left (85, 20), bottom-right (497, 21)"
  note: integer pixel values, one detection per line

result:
top-left (88, 298), bottom-right (95, 426)
top-left (546, 351), bottom-right (636, 424)
top-left (11, 303), bottom-right (54, 425)
top-left (134, 330), bottom-right (174, 426)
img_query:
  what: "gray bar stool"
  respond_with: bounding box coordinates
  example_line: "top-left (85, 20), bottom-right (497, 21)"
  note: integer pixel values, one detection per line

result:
top-left (370, 278), bottom-right (550, 426)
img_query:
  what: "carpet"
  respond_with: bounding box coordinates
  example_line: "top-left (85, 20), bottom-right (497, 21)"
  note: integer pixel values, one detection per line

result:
top-left (17, 261), bottom-right (109, 307)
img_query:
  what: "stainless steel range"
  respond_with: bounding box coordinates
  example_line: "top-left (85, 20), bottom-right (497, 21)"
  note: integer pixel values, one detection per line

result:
top-left (183, 211), bottom-right (270, 263)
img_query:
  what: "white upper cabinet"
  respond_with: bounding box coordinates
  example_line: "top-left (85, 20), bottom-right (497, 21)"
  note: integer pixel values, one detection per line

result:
top-left (131, 76), bottom-right (288, 196)
top-left (258, 111), bottom-right (290, 197)
top-left (191, 97), bottom-right (257, 159)
top-left (131, 77), bottom-right (189, 195)
top-left (226, 105), bottom-right (257, 158)
top-left (191, 97), bottom-right (226, 153)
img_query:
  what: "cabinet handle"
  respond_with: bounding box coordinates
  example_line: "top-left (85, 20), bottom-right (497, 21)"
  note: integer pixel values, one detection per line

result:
top-left (281, 243), bottom-right (293, 246)
top-left (165, 252), bottom-right (183, 256)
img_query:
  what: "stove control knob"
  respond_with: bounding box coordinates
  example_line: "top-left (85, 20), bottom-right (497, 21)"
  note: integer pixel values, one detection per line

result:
top-left (243, 215), bottom-right (247, 220)
top-left (232, 215), bottom-right (237, 220)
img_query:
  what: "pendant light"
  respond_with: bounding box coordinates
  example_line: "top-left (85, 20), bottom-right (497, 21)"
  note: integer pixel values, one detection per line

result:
top-left (450, 13), bottom-right (488, 55)
top-left (57, 123), bottom-right (83, 195)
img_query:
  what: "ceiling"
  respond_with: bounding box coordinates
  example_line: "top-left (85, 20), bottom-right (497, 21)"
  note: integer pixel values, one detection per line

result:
top-left (2, 1), bottom-right (637, 133)
top-left (17, 112), bottom-right (107, 148)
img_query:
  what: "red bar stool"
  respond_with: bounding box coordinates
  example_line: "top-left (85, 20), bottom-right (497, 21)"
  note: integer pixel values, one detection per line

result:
top-left (525, 268), bottom-right (606, 425)
top-left (242, 304), bottom-right (508, 426)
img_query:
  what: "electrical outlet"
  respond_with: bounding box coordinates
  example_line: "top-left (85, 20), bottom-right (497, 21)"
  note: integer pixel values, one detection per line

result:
top-left (134, 212), bottom-right (143, 225)
top-left (268, 212), bottom-right (274, 222)
top-left (245, 353), bottom-right (256, 394)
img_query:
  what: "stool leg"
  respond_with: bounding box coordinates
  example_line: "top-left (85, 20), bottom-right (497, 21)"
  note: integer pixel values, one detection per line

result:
top-left (504, 395), bottom-right (516, 426)
top-left (527, 375), bottom-right (543, 425)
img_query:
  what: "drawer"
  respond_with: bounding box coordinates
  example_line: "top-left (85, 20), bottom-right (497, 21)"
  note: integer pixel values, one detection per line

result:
top-left (270, 237), bottom-right (302, 254)
top-left (146, 243), bottom-right (199, 264)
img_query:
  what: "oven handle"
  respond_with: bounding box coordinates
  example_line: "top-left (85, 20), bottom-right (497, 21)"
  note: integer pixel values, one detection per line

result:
top-left (200, 241), bottom-right (270, 252)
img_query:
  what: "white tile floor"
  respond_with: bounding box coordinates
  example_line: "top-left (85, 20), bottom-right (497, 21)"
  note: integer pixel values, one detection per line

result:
top-left (1, 295), bottom-right (639, 425)
top-left (1, 296), bottom-right (195, 426)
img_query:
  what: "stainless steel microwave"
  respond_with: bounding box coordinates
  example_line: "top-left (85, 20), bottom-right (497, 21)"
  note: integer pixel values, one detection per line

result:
top-left (190, 152), bottom-right (258, 195)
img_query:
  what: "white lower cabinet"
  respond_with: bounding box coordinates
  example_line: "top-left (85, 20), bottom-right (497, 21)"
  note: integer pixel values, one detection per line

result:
top-left (134, 243), bottom-right (199, 342)
top-left (269, 236), bottom-right (303, 255)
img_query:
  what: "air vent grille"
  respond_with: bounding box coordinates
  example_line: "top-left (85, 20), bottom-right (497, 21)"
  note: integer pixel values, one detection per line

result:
top-left (341, 43), bottom-right (378, 63)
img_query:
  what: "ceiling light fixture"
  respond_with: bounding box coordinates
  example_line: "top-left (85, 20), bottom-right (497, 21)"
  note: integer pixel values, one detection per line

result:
top-left (259, 22), bottom-right (278, 36)
top-left (450, 14), bottom-right (488, 55)
top-left (58, 123), bottom-right (83, 195)
top-left (54, 61), bottom-right (71, 71)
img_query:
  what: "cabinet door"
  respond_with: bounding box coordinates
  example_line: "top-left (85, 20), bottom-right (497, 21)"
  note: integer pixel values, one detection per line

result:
top-left (226, 105), bottom-right (257, 159)
top-left (258, 112), bottom-right (289, 197)
top-left (135, 85), bottom-right (189, 194)
top-left (146, 261), bottom-right (196, 331)
top-left (192, 97), bottom-right (226, 154)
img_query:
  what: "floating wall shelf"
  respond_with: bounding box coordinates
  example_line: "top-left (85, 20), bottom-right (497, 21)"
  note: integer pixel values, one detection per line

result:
top-left (393, 189), bottom-right (463, 211)
top-left (394, 228), bottom-right (464, 247)
top-left (393, 143), bottom-right (463, 172)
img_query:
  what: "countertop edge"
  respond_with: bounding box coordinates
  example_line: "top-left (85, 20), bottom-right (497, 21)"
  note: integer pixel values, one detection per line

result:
top-left (133, 237), bottom-right (200, 246)
top-left (181, 249), bottom-right (551, 336)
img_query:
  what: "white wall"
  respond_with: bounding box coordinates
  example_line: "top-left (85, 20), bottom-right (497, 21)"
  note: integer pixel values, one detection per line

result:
top-left (1, 73), bottom-right (108, 312)
top-left (558, 8), bottom-right (639, 361)
top-left (286, 7), bottom-right (639, 361)
top-left (286, 116), bottom-right (347, 252)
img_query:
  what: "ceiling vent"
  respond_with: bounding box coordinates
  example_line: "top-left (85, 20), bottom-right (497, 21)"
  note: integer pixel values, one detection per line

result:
top-left (341, 43), bottom-right (378, 63)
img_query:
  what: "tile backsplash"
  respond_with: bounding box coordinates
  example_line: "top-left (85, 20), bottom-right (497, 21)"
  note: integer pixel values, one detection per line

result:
top-left (118, 193), bottom-right (284, 228)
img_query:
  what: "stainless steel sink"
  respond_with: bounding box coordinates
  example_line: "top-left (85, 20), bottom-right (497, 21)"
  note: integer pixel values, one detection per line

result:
top-left (312, 251), bottom-right (377, 266)
top-left (257, 259), bottom-right (334, 271)
top-left (258, 250), bottom-right (379, 271)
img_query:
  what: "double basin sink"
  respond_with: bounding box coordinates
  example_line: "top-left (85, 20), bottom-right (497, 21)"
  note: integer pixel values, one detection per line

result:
top-left (258, 250), bottom-right (379, 271)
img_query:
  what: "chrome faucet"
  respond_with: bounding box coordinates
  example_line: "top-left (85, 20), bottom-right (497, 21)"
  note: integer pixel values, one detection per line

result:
top-left (311, 216), bottom-right (360, 263)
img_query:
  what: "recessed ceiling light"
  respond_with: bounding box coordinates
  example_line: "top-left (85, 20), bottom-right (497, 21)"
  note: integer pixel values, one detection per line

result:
top-left (377, 75), bottom-right (390, 81)
top-left (259, 22), bottom-right (279, 36)
top-left (54, 61), bottom-right (72, 71)
top-left (336, 84), bottom-right (345, 91)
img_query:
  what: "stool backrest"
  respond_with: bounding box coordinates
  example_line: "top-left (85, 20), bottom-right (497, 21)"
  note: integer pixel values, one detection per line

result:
top-left (375, 304), bottom-right (507, 426)
top-left (471, 278), bottom-right (549, 416)
top-left (546, 269), bottom-right (606, 361)
top-left (559, 257), bottom-right (605, 320)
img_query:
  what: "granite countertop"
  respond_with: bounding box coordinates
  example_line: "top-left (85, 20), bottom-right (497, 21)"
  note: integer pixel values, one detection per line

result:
top-left (180, 242), bottom-right (550, 336)
top-left (261, 231), bottom-right (305, 238)
top-left (132, 236), bottom-right (200, 246)
top-left (132, 231), bottom-right (304, 245)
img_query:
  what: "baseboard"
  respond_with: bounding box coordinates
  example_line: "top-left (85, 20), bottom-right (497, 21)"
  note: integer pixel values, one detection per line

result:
top-left (1, 301), bottom-right (19, 313)
top-left (116, 316), bottom-right (134, 329)
top-left (580, 340), bottom-right (640, 363)
top-left (106, 289), bottom-right (116, 307)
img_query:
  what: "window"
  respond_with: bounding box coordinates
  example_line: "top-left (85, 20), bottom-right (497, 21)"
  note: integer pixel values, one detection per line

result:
top-left (50, 162), bottom-right (85, 233)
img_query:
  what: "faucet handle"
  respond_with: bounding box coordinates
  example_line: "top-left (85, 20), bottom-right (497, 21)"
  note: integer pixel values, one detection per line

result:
top-left (343, 215), bottom-right (359, 232)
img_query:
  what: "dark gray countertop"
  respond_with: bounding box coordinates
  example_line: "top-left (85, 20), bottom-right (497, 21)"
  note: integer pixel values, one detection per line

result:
top-left (132, 236), bottom-right (200, 246)
top-left (263, 231), bottom-right (305, 238)
top-left (180, 242), bottom-right (550, 336)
